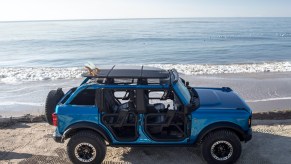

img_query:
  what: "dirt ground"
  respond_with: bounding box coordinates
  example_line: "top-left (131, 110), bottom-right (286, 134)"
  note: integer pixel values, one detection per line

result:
top-left (1, 120), bottom-right (291, 164)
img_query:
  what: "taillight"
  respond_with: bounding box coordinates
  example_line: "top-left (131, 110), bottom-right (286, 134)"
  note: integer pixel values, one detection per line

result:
top-left (248, 117), bottom-right (252, 127)
top-left (52, 113), bottom-right (58, 126)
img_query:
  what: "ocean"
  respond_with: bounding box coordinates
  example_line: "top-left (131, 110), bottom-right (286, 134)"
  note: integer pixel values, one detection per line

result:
top-left (1, 18), bottom-right (291, 66)
top-left (0, 18), bottom-right (291, 116)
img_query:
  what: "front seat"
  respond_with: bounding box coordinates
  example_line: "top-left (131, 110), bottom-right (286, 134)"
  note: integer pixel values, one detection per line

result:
top-left (103, 90), bottom-right (134, 113)
top-left (144, 91), bottom-right (167, 126)
top-left (100, 90), bottom-right (136, 126)
top-left (144, 92), bottom-right (167, 113)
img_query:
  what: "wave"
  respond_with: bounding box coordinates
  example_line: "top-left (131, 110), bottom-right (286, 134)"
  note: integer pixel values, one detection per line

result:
top-left (0, 101), bottom-right (42, 106)
top-left (147, 61), bottom-right (291, 75)
top-left (0, 67), bottom-right (84, 83)
top-left (246, 97), bottom-right (291, 103)
top-left (1, 62), bottom-right (291, 83)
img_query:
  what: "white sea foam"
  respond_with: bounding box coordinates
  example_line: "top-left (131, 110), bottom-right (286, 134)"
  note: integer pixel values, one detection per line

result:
top-left (1, 62), bottom-right (291, 83)
top-left (0, 101), bottom-right (42, 106)
top-left (147, 62), bottom-right (291, 75)
top-left (0, 67), bottom-right (84, 83)
top-left (246, 97), bottom-right (291, 103)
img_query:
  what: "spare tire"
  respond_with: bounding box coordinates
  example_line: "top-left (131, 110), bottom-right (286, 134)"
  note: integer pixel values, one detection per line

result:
top-left (45, 88), bottom-right (64, 125)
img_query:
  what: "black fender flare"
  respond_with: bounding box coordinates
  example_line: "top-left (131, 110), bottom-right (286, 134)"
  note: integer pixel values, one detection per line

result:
top-left (196, 121), bottom-right (247, 144)
top-left (62, 122), bottom-right (112, 143)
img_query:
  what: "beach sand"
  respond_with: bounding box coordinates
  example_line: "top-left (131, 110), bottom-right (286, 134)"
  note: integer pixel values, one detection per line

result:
top-left (0, 72), bottom-right (291, 163)
top-left (0, 119), bottom-right (291, 164)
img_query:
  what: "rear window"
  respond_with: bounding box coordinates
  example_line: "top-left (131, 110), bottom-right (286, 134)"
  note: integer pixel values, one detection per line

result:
top-left (70, 89), bottom-right (96, 105)
top-left (60, 88), bottom-right (76, 104)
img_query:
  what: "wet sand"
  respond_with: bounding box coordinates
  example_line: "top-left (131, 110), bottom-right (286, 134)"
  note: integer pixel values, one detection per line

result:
top-left (184, 72), bottom-right (291, 112)
top-left (1, 72), bottom-right (291, 117)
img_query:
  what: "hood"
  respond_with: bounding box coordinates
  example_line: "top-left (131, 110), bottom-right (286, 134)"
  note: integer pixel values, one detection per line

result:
top-left (194, 87), bottom-right (251, 113)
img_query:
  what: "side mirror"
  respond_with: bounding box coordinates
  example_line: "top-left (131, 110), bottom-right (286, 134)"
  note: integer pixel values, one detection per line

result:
top-left (186, 81), bottom-right (189, 86)
top-left (184, 104), bottom-right (193, 114)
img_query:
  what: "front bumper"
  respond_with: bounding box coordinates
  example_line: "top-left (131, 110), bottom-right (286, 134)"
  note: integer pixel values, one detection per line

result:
top-left (53, 129), bottom-right (63, 143)
top-left (244, 128), bottom-right (252, 142)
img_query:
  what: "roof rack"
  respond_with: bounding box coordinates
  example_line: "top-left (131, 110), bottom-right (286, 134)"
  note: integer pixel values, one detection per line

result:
top-left (82, 65), bottom-right (170, 79)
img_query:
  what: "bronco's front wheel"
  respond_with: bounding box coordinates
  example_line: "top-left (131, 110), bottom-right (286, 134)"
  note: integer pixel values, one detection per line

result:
top-left (201, 130), bottom-right (241, 164)
top-left (67, 130), bottom-right (106, 164)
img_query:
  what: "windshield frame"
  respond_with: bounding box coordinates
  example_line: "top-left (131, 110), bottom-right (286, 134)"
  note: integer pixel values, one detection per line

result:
top-left (172, 78), bottom-right (191, 105)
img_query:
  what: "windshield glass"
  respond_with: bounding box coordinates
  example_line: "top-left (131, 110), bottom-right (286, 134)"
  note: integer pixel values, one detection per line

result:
top-left (175, 79), bottom-right (191, 104)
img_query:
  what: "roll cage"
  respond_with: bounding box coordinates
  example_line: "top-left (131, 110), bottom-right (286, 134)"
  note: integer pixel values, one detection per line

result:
top-left (62, 66), bottom-right (199, 112)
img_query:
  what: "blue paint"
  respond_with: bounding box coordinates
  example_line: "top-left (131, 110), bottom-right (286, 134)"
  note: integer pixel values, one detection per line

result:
top-left (54, 70), bottom-right (252, 145)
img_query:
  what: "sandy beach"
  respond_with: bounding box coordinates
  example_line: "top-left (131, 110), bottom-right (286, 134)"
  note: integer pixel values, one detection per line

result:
top-left (0, 70), bottom-right (290, 164)
top-left (1, 71), bottom-right (291, 163)
top-left (0, 119), bottom-right (291, 164)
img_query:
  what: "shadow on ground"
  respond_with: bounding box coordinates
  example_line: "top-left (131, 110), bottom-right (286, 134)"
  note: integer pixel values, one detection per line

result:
top-left (18, 148), bottom-right (71, 164)
top-left (114, 131), bottom-right (291, 164)
top-left (119, 147), bottom-right (203, 164)
top-left (0, 151), bottom-right (32, 160)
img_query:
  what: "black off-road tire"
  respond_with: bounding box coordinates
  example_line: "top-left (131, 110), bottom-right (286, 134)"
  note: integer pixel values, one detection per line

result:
top-left (45, 88), bottom-right (64, 125)
top-left (67, 130), bottom-right (106, 164)
top-left (201, 130), bottom-right (241, 164)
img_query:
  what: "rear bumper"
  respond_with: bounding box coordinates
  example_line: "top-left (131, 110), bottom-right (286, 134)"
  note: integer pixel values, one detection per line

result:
top-left (53, 129), bottom-right (63, 143)
top-left (244, 128), bottom-right (252, 142)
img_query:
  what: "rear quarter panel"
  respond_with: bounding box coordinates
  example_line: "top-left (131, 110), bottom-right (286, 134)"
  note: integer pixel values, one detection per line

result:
top-left (55, 105), bottom-right (99, 134)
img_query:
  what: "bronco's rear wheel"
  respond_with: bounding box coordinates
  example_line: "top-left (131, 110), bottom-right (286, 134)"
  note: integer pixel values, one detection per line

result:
top-left (67, 130), bottom-right (106, 164)
top-left (45, 88), bottom-right (64, 125)
top-left (201, 130), bottom-right (241, 164)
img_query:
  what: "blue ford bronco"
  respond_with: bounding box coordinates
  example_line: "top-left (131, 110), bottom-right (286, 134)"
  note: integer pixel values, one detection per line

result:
top-left (45, 66), bottom-right (252, 164)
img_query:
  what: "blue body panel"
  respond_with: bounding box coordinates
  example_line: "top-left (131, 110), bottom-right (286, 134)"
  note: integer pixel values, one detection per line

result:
top-left (54, 78), bottom-right (252, 145)
top-left (190, 108), bottom-right (250, 143)
top-left (195, 87), bottom-right (251, 113)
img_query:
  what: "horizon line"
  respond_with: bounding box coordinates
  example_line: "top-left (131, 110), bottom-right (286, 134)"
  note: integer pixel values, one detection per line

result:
top-left (1, 16), bottom-right (291, 23)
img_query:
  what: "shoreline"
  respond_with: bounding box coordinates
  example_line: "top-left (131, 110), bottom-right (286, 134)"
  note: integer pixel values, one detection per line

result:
top-left (1, 71), bottom-right (291, 117)
top-left (184, 71), bottom-right (291, 112)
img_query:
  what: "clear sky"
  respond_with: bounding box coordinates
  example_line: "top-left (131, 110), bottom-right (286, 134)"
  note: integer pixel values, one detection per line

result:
top-left (0, 0), bottom-right (290, 21)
